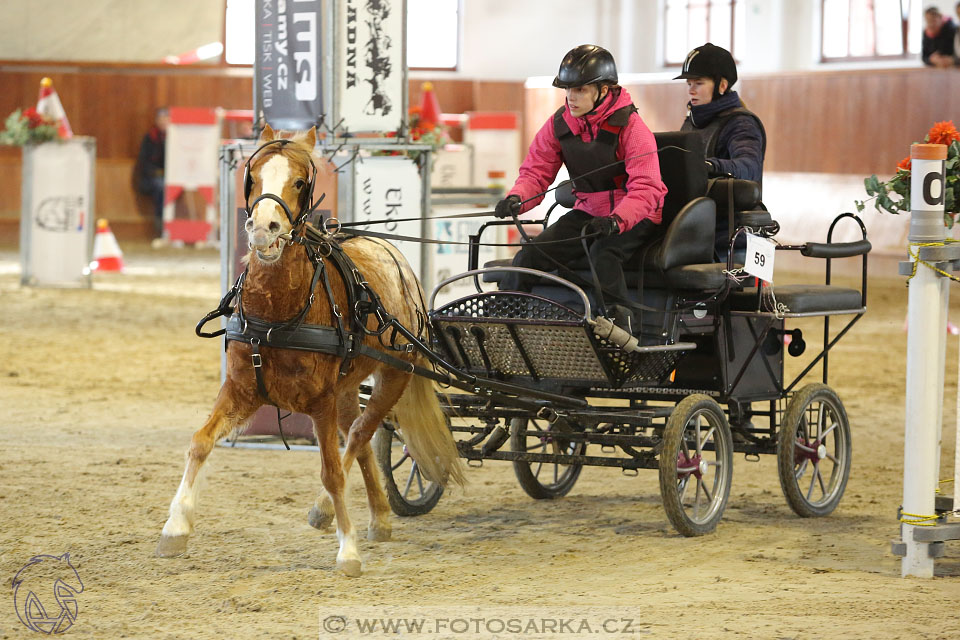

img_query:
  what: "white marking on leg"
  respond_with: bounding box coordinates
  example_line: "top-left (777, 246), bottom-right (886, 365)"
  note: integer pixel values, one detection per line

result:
top-left (161, 460), bottom-right (210, 538)
top-left (336, 524), bottom-right (361, 565)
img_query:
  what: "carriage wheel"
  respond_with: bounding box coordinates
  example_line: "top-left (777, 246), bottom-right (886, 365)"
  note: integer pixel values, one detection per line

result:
top-left (658, 395), bottom-right (734, 536)
top-left (777, 384), bottom-right (851, 517)
top-left (510, 418), bottom-right (585, 499)
top-left (373, 423), bottom-right (443, 517)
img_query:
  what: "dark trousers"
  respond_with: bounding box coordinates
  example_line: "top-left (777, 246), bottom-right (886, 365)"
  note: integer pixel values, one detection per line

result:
top-left (501, 210), bottom-right (657, 309)
top-left (138, 176), bottom-right (165, 238)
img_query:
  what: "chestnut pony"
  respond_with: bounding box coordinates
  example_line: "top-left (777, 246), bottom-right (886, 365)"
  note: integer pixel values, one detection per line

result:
top-left (156, 125), bottom-right (464, 577)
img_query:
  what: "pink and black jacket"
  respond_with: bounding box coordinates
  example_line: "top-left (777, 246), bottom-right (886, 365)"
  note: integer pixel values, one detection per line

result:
top-left (507, 87), bottom-right (667, 232)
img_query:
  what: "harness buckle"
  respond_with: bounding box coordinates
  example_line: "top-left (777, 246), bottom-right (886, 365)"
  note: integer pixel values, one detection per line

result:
top-left (316, 241), bottom-right (332, 258)
top-left (353, 269), bottom-right (367, 286)
top-left (251, 353), bottom-right (263, 368)
top-left (536, 406), bottom-right (560, 424)
top-left (332, 304), bottom-right (342, 318)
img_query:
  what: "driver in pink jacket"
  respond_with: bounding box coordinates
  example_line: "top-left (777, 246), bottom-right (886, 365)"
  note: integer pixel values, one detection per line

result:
top-left (495, 45), bottom-right (667, 333)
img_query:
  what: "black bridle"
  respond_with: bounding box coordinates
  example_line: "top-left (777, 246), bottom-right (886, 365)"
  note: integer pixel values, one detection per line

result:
top-left (242, 138), bottom-right (323, 230)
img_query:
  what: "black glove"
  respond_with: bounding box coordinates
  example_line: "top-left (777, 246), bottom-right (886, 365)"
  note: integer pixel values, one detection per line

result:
top-left (494, 195), bottom-right (521, 219)
top-left (587, 215), bottom-right (620, 237)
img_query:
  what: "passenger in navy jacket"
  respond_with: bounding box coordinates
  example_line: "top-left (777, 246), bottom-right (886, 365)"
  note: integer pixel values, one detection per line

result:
top-left (675, 43), bottom-right (765, 185)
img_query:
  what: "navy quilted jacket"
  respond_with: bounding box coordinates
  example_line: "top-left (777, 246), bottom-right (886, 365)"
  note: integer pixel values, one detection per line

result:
top-left (684, 91), bottom-right (764, 183)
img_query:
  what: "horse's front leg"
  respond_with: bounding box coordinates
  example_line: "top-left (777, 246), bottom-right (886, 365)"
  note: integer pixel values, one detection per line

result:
top-left (310, 398), bottom-right (362, 576)
top-left (156, 382), bottom-right (258, 557)
top-left (309, 388), bottom-right (392, 542)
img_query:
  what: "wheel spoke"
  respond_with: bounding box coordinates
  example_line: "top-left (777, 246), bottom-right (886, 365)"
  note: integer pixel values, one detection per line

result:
top-left (533, 461), bottom-right (543, 479)
top-left (415, 465), bottom-right (425, 496)
top-left (403, 461), bottom-right (417, 499)
top-left (820, 422), bottom-right (838, 441)
top-left (699, 427), bottom-right (716, 454)
top-left (694, 476), bottom-right (703, 518)
top-left (815, 463), bottom-right (826, 496)
top-left (679, 474), bottom-right (692, 503)
top-left (554, 463), bottom-right (560, 485)
top-left (795, 458), bottom-right (809, 480)
top-left (806, 463), bottom-right (818, 500)
top-left (800, 416), bottom-right (809, 442)
top-left (826, 452), bottom-right (838, 464)
top-left (695, 416), bottom-right (702, 455)
top-left (391, 451), bottom-right (410, 472)
top-left (701, 477), bottom-right (714, 504)
top-left (815, 403), bottom-right (825, 440)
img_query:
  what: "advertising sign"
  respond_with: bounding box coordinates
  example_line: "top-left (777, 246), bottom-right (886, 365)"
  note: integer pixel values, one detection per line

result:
top-left (255, 0), bottom-right (324, 129)
top-left (352, 156), bottom-right (423, 278)
top-left (336, 0), bottom-right (404, 133)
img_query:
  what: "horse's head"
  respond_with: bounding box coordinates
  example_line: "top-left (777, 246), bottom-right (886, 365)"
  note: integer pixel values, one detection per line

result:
top-left (243, 124), bottom-right (317, 264)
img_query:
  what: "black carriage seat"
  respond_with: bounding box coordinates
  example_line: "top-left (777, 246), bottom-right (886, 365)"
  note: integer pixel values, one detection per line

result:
top-left (726, 235), bottom-right (871, 316)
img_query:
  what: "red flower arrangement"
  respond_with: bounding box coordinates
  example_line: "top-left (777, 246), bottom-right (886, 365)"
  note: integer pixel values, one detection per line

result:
top-left (858, 120), bottom-right (960, 226)
top-left (0, 107), bottom-right (61, 145)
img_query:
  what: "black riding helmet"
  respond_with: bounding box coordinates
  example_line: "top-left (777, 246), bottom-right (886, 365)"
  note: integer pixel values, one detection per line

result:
top-left (674, 43), bottom-right (737, 99)
top-left (553, 45), bottom-right (618, 113)
top-left (553, 44), bottom-right (618, 88)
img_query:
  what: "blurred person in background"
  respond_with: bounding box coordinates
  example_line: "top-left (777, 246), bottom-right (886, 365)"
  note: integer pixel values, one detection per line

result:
top-left (922, 5), bottom-right (956, 68)
top-left (134, 107), bottom-right (169, 238)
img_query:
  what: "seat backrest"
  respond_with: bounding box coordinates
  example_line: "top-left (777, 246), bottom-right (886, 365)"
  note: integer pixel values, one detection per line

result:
top-left (653, 131), bottom-right (708, 227)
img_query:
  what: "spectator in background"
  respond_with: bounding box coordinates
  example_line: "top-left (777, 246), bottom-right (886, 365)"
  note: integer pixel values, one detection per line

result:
top-left (134, 107), bottom-right (169, 237)
top-left (922, 6), bottom-right (956, 68)
top-left (955, 2), bottom-right (960, 65)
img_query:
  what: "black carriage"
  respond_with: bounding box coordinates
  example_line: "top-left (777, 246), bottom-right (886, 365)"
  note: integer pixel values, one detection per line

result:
top-left (372, 131), bottom-right (871, 536)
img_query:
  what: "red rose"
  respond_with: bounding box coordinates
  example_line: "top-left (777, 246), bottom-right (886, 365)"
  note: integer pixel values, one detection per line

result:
top-left (896, 156), bottom-right (911, 172)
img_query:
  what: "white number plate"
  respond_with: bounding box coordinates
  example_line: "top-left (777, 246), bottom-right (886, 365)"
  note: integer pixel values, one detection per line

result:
top-left (744, 233), bottom-right (775, 283)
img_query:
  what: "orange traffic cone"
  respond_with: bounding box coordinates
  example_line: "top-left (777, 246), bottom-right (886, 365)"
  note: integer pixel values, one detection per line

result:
top-left (419, 81), bottom-right (442, 127)
top-left (36, 77), bottom-right (73, 139)
top-left (90, 219), bottom-right (124, 272)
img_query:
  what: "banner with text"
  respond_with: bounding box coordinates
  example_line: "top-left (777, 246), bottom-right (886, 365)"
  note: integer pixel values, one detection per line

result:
top-left (255, 0), bottom-right (323, 129)
top-left (336, 0), bottom-right (404, 133)
top-left (352, 156), bottom-right (422, 279)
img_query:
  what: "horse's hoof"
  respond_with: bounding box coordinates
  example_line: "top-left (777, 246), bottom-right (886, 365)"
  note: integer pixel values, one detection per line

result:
top-left (367, 525), bottom-right (392, 542)
top-left (337, 558), bottom-right (362, 578)
top-left (155, 535), bottom-right (189, 558)
top-left (308, 505), bottom-right (334, 530)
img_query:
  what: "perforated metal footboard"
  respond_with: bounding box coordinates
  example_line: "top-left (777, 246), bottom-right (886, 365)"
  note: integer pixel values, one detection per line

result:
top-left (430, 291), bottom-right (684, 388)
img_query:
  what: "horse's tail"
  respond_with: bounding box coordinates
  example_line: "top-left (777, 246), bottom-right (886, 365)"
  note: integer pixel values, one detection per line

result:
top-left (390, 364), bottom-right (466, 489)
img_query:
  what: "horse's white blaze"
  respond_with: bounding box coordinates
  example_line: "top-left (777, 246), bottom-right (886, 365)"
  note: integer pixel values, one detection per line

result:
top-left (254, 154), bottom-right (292, 228)
top-left (161, 462), bottom-right (209, 538)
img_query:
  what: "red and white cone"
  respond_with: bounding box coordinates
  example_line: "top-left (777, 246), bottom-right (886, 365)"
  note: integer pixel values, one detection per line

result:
top-left (36, 77), bottom-right (73, 139)
top-left (90, 219), bottom-right (124, 272)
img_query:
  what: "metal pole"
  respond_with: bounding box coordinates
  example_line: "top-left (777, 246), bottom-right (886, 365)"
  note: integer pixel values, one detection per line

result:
top-left (902, 143), bottom-right (948, 578)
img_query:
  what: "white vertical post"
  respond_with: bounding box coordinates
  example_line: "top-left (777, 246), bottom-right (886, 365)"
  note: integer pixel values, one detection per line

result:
top-left (902, 143), bottom-right (948, 578)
